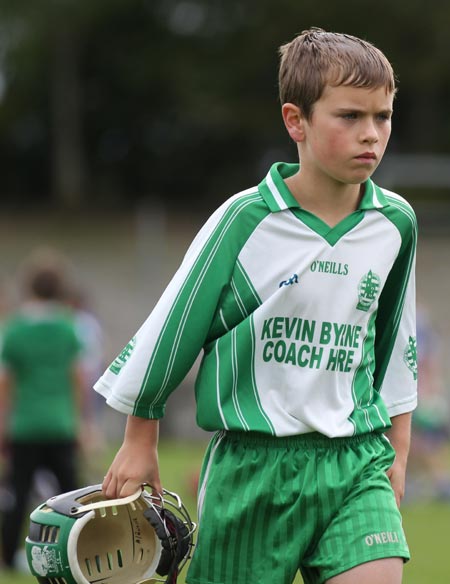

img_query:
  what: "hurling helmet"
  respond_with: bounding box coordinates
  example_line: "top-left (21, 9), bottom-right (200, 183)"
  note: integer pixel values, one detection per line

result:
top-left (25, 484), bottom-right (196, 584)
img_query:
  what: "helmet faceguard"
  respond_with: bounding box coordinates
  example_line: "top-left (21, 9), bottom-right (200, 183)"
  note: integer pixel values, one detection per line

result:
top-left (25, 484), bottom-right (196, 584)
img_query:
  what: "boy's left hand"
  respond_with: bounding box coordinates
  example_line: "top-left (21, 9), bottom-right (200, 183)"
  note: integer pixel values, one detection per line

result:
top-left (386, 459), bottom-right (406, 508)
top-left (385, 412), bottom-right (412, 508)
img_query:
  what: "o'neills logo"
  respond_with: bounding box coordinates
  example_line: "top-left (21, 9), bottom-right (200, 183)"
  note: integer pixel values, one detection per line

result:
top-left (365, 531), bottom-right (400, 546)
top-left (310, 260), bottom-right (349, 276)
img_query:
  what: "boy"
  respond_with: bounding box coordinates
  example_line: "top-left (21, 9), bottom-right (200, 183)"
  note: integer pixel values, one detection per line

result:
top-left (96, 28), bottom-right (417, 584)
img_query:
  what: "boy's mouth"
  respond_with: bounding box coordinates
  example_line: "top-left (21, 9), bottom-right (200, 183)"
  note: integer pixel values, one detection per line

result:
top-left (355, 152), bottom-right (377, 161)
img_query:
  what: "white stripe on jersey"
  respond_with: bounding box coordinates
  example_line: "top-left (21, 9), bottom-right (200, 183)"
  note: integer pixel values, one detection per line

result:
top-left (266, 169), bottom-right (288, 210)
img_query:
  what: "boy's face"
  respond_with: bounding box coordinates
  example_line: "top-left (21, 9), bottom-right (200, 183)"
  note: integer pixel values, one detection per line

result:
top-left (295, 84), bottom-right (394, 186)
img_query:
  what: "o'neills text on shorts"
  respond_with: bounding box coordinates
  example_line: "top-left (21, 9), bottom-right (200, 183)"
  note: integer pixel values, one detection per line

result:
top-left (364, 531), bottom-right (400, 546)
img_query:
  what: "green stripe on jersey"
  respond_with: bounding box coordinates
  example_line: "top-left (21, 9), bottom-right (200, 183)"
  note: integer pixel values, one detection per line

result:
top-left (133, 191), bottom-right (270, 417)
top-left (197, 315), bottom-right (275, 434)
top-left (373, 193), bottom-right (417, 392)
top-left (208, 259), bottom-right (263, 340)
top-left (231, 260), bottom-right (262, 316)
top-left (349, 312), bottom-right (389, 434)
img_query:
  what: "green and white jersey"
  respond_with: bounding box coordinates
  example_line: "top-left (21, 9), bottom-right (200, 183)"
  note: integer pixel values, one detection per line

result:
top-left (1, 302), bottom-right (82, 441)
top-left (95, 162), bottom-right (417, 438)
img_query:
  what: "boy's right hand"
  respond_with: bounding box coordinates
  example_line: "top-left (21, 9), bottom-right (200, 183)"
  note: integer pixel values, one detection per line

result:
top-left (102, 416), bottom-right (162, 499)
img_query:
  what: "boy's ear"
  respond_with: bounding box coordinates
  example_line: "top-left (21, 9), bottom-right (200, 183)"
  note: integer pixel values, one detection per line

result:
top-left (281, 103), bottom-right (306, 143)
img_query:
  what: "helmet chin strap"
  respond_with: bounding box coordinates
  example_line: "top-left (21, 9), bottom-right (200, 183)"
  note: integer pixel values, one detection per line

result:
top-left (74, 485), bottom-right (170, 516)
top-left (73, 488), bottom-right (143, 514)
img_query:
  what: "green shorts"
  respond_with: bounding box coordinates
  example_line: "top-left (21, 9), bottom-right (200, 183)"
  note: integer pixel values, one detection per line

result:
top-left (186, 431), bottom-right (409, 584)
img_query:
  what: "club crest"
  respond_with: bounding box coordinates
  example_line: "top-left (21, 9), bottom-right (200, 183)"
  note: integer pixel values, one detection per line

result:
top-left (403, 336), bottom-right (418, 380)
top-left (356, 270), bottom-right (381, 312)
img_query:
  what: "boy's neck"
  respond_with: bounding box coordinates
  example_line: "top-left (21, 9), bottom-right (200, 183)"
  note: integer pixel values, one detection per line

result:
top-left (284, 170), bottom-right (364, 228)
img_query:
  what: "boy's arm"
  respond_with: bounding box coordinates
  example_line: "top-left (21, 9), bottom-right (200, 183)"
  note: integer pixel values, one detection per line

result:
top-left (374, 203), bottom-right (418, 415)
top-left (98, 196), bottom-right (268, 500)
top-left (385, 411), bottom-right (412, 507)
top-left (103, 415), bottom-right (161, 498)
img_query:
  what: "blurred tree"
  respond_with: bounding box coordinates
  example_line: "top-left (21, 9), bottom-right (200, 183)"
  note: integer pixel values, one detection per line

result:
top-left (50, 17), bottom-right (85, 209)
top-left (0, 0), bottom-right (92, 208)
top-left (0, 0), bottom-right (450, 210)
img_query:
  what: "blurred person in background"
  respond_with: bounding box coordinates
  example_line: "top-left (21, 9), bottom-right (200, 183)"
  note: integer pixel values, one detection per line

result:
top-left (0, 274), bottom-right (13, 329)
top-left (408, 304), bottom-right (450, 500)
top-left (66, 285), bottom-right (107, 458)
top-left (0, 250), bottom-right (85, 571)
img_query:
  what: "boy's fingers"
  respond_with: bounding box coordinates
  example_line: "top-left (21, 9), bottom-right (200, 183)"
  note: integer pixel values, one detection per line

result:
top-left (151, 479), bottom-right (163, 498)
top-left (119, 479), bottom-right (143, 498)
top-left (103, 474), bottom-right (119, 499)
top-left (102, 471), bottom-right (110, 491)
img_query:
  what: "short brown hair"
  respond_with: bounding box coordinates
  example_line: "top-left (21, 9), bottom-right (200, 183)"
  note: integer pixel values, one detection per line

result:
top-left (29, 267), bottom-right (66, 301)
top-left (19, 247), bottom-right (71, 302)
top-left (279, 28), bottom-right (396, 119)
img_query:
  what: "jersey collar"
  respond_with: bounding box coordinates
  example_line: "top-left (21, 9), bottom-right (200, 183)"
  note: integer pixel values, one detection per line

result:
top-left (259, 162), bottom-right (390, 212)
top-left (259, 162), bottom-right (300, 212)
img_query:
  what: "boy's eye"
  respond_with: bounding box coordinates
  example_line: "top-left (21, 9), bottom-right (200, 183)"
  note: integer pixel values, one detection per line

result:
top-left (338, 111), bottom-right (392, 122)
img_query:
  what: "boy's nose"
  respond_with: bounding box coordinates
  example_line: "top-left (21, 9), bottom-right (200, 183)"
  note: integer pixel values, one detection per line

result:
top-left (361, 121), bottom-right (379, 143)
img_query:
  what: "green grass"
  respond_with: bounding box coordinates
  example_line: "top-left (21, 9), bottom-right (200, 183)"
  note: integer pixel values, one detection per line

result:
top-left (3, 440), bottom-right (450, 584)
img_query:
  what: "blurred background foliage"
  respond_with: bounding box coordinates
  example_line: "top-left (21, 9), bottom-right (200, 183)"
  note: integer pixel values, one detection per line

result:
top-left (1, 0), bottom-right (450, 212)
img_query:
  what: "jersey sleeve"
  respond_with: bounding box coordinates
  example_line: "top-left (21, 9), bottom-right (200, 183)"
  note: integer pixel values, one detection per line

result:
top-left (373, 202), bottom-right (418, 417)
top-left (94, 190), bottom-right (265, 419)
